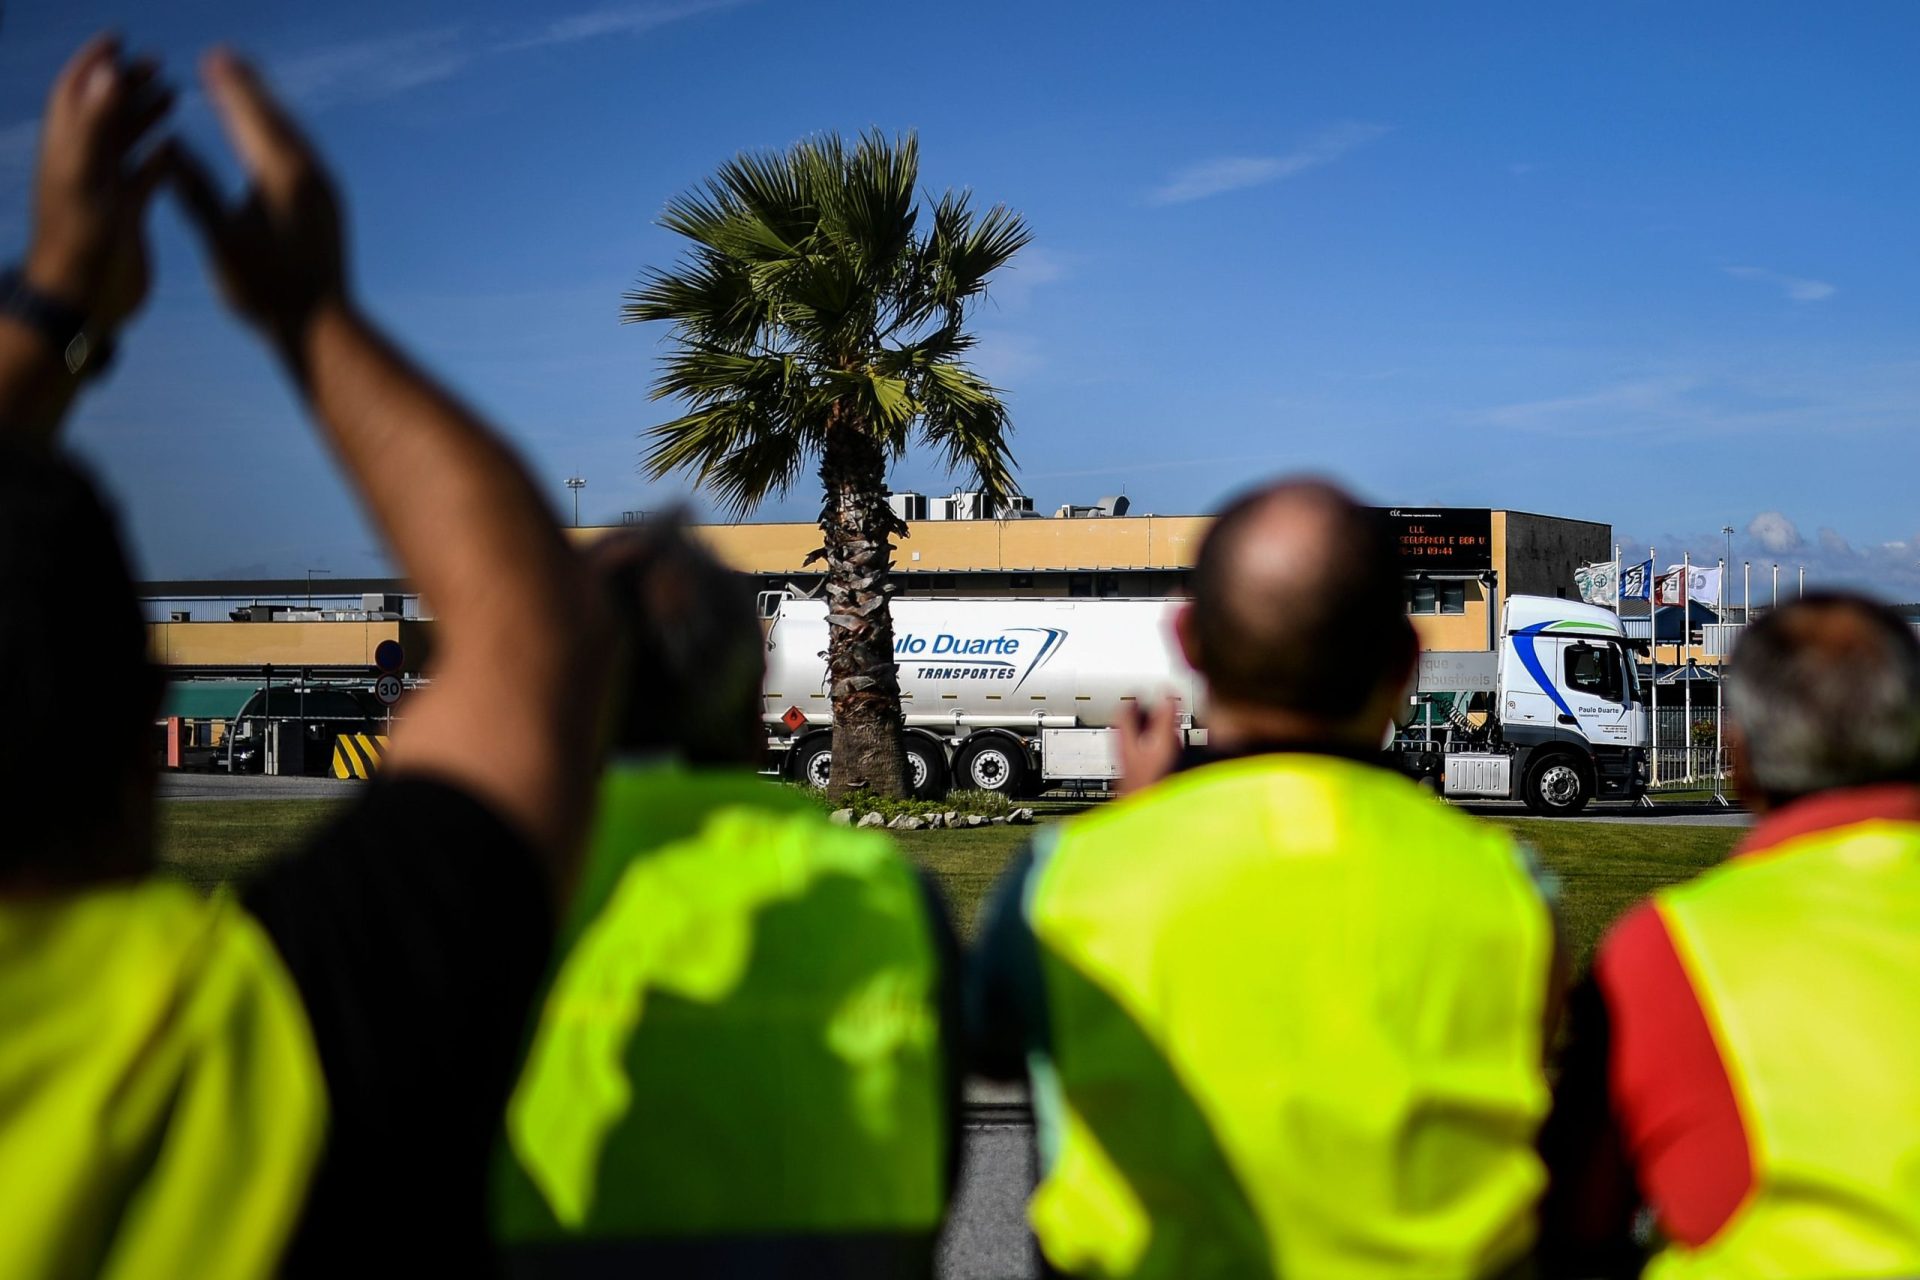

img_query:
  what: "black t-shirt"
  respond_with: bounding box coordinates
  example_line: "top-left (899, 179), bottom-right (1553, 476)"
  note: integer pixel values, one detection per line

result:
top-left (243, 777), bottom-right (555, 1276)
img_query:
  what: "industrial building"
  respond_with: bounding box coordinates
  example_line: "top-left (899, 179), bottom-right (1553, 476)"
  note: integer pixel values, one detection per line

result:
top-left (144, 495), bottom-right (1610, 675)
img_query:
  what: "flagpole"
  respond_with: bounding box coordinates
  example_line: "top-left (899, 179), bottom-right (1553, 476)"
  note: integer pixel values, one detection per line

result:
top-left (1683, 550), bottom-right (1693, 784)
top-left (1716, 557), bottom-right (1725, 802)
top-left (1650, 545), bottom-right (1659, 789)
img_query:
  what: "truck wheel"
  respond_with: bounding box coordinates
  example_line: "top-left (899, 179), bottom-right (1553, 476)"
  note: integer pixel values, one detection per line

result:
top-left (903, 737), bottom-right (950, 801)
top-left (792, 739), bottom-right (834, 791)
top-left (955, 737), bottom-right (1029, 796)
top-left (1524, 755), bottom-right (1590, 816)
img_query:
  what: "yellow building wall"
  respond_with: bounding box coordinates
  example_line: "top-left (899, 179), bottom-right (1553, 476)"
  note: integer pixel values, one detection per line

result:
top-left (574, 515), bottom-right (1215, 573)
top-left (149, 619), bottom-right (431, 669)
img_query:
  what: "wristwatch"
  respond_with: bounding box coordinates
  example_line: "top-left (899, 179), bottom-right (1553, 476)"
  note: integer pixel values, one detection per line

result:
top-left (0, 268), bottom-right (115, 378)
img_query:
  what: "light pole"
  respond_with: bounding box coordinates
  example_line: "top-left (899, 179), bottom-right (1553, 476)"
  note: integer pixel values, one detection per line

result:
top-left (565, 476), bottom-right (585, 528)
top-left (306, 568), bottom-right (330, 609)
top-left (1799, 564), bottom-right (1805, 599)
top-left (1772, 563), bottom-right (1780, 608)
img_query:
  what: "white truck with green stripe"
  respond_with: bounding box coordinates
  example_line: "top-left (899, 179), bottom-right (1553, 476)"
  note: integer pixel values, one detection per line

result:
top-left (1395, 596), bottom-right (1649, 814)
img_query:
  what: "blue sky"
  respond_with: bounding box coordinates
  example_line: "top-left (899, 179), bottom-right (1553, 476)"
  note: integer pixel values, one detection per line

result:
top-left (3, 1), bottom-right (1918, 598)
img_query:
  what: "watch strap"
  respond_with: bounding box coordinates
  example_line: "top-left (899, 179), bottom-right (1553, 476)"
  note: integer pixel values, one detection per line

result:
top-left (0, 268), bottom-right (114, 377)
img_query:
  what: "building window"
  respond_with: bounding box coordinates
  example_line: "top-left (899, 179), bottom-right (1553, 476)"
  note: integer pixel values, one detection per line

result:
top-left (1407, 580), bottom-right (1467, 615)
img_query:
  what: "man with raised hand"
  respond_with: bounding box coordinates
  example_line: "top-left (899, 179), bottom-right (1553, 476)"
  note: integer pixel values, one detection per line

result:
top-left (1541, 593), bottom-right (1920, 1279)
top-left (968, 478), bottom-right (1561, 1279)
top-left (0, 37), bottom-right (604, 1276)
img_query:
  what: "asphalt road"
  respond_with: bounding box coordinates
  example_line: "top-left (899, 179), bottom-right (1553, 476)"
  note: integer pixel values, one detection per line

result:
top-left (158, 773), bottom-right (363, 801)
top-left (941, 1090), bottom-right (1040, 1280)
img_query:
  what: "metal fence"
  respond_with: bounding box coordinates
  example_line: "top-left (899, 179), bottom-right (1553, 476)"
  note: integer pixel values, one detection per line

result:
top-left (1647, 703), bottom-right (1732, 798)
top-left (163, 709), bottom-right (405, 778)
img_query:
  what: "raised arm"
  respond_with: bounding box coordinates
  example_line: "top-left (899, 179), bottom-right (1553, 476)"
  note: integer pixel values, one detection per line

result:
top-left (169, 50), bottom-right (605, 884)
top-left (0, 36), bottom-right (171, 444)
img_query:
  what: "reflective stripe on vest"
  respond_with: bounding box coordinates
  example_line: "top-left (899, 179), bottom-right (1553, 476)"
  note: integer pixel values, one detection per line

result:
top-left (1025, 754), bottom-right (1552, 1278)
top-left (0, 880), bottom-right (326, 1279)
top-left (496, 765), bottom-right (948, 1242)
top-left (1646, 819), bottom-right (1920, 1279)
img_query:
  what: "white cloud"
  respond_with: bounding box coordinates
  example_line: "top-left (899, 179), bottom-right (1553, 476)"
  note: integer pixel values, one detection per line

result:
top-left (1722, 264), bottom-right (1836, 303)
top-left (1466, 353), bottom-right (1920, 441)
top-left (1149, 121), bottom-right (1389, 206)
top-left (272, 29), bottom-right (475, 107)
top-left (503, 0), bottom-right (747, 50)
top-left (1476, 376), bottom-right (1702, 433)
top-left (1621, 518), bottom-right (1920, 602)
top-left (969, 331), bottom-right (1045, 384)
top-left (1748, 511), bottom-right (1802, 554)
top-left (264, 2), bottom-right (745, 108)
top-left (987, 245), bottom-right (1068, 310)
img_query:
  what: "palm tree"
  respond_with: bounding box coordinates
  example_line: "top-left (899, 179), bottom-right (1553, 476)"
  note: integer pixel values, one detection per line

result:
top-left (626, 131), bottom-right (1031, 799)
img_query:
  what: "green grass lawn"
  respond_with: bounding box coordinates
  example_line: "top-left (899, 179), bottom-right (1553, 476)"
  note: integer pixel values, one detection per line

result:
top-left (157, 799), bottom-right (1741, 968)
top-left (157, 799), bottom-right (346, 890)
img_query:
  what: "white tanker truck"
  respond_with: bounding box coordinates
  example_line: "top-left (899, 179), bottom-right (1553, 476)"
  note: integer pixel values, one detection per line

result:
top-left (760, 592), bottom-right (1648, 814)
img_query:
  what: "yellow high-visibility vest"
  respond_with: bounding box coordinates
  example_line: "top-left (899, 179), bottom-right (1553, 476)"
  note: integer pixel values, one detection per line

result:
top-left (1647, 818), bottom-right (1920, 1279)
top-left (1024, 753), bottom-right (1553, 1278)
top-left (496, 765), bottom-right (949, 1244)
top-left (0, 880), bottom-right (326, 1279)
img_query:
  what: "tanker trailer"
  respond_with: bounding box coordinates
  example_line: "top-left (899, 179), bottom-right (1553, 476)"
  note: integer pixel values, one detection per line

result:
top-left (760, 593), bottom-right (1202, 799)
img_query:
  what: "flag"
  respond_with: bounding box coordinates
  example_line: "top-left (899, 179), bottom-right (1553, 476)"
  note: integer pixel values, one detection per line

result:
top-left (1575, 560), bottom-right (1618, 605)
top-left (1655, 568), bottom-right (1685, 606)
top-left (1619, 558), bottom-right (1653, 601)
top-left (1685, 565), bottom-right (1723, 607)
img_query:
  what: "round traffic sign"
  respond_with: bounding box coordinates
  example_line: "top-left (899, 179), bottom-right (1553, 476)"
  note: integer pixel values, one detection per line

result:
top-left (374, 674), bottom-right (404, 706)
top-left (374, 639), bottom-right (405, 673)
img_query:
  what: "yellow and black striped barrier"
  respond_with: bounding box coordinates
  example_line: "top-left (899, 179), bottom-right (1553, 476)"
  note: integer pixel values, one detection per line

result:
top-left (331, 733), bottom-right (391, 780)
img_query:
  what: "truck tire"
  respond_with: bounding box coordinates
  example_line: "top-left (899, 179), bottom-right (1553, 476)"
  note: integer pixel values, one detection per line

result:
top-left (791, 738), bottom-right (835, 791)
top-left (954, 736), bottom-right (1030, 797)
top-left (903, 735), bottom-right (950, 801)
top-left (1524, 753), bottom-right (1591, 816)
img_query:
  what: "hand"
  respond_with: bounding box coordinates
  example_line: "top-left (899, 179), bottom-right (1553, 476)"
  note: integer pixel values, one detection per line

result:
top-left (166, 49), bottom-right (347, 349)
top-left (1116, 695), bottom-right (1183, 798)
top-left (24, 35), bottom-right (175, 328)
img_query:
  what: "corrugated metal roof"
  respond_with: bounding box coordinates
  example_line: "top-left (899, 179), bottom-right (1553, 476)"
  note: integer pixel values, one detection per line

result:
top-left (161, 680), bottom-right (260, 720)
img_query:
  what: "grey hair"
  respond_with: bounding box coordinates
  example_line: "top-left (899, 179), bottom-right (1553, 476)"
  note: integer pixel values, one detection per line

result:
top-left (1726, 593), bottom-right (1920, 802)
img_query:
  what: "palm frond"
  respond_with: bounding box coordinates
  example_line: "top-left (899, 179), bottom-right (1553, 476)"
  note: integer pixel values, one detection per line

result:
top-left (916, 361), bottom-right (1017, 507)
top-left (632, 130), bottom-right (1026, 517)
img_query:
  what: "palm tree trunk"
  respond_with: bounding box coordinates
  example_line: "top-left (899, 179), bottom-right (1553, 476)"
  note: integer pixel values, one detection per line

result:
top-left (819, 424), bottom-right (908, 800)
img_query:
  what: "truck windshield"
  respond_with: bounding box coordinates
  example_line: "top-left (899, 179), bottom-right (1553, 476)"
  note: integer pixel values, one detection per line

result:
top-left (1614, 641), bottom-right (1642, 703)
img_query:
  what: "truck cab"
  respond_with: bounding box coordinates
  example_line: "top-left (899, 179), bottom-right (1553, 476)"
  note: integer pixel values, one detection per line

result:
top-left (1395, 596), bottom-right (1648, 814)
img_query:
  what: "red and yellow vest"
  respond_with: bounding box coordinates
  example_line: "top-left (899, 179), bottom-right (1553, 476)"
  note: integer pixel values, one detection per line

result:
top-left (1647, 816), bottom-right (1920, 1278)
top-left (1023, 753), bottom-right (1554, 1278)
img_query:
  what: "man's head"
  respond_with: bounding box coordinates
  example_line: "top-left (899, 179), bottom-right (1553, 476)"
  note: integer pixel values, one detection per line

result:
top-left (1179, 477), bottom-right (1417, 746)
top-left (593, 516), bottom-right (764, 767)
top-left (1726, 592), bottom-right (1920, 809)
top-left (0, 447), bottom-right (160, 883)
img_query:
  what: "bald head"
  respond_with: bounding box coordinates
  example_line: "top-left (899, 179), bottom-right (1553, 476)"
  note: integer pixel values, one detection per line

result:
top-left (1727, 592), bottom-right (1920, 804)
top-left (1187, 478), bottom-right (1417, 726)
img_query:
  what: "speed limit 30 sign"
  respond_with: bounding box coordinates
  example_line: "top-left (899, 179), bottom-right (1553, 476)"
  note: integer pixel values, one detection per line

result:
top-left (374, 674), bottom-right (404, 706)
